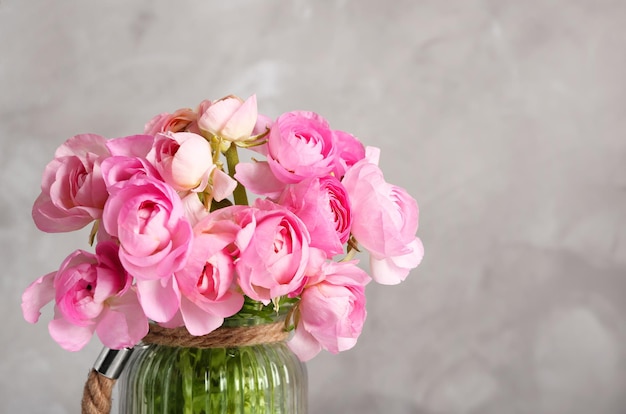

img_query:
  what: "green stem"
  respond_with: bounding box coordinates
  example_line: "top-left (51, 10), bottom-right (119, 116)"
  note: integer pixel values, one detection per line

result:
top-left (88, 220), bottom-right (99, 246)
top-left (180, 349), bottom-right (194, 414)
top-left (339, 248), bottom-right (358, 262)
top-left (225, 144), bottom-right (249, 205)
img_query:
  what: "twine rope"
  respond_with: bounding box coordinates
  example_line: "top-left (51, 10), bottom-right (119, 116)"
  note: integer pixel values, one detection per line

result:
top-left (80, 321), bottom-right (288, 414)
top-left (144, 321), bottom-right (289, 348)
top-left (82, 369), bottom-right (115, 414)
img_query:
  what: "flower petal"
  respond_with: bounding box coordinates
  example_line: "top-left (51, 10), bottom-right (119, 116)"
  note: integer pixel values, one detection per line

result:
top-left (136, 278), bottom-right (180, 322)
top-left (288, 326), bottom-right (322, 362)
top-left (211, 168), bottom-right (238, 202)
top-left (48, 316), bottom-right (94, 352)
top-left (369, 239), bottom-right (423, 285)
top-left (179, 296), bottom-right (224, 336)
top-left (234, 161), bottom-right (285, 198)
top-left (96, 302), bottom-right (148, 349)
top-left (21, 272), bottom-right (56, 323)
top-left (221, 94), bottom-right (258, 141)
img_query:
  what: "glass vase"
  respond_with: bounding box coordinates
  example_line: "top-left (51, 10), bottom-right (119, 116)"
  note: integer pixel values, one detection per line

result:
top-left (117, 314), bottom-right (308, 414)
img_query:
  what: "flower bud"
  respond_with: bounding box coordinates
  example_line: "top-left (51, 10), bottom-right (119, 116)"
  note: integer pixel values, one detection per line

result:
top-left (148, 132), bottom-right (214, 192)
top-left (198, 95), bottom-right (258, 145)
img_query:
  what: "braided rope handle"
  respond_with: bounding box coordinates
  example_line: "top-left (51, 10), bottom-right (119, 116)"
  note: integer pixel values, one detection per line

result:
top-left (82, 370), bottom-right (116, 414)
top-left (81, 347), bottom-right (134, 414)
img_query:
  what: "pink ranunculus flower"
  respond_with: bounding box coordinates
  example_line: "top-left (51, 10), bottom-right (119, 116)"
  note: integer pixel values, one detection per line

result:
top-left (230, 199), bottom-right (311, 304)
top-left (288, 260), bottom-right (370, 361)
top-left (174, 218), bottom-right (244, 335)
top-left (144, 107), bottom-right (198, 135)
top-left (332, 130), bottom-right (366, 179)
top-left (198, 94), bottom-right (258, 146)
top-left (341, 154), bottom-right (423, 285)
top-left (147, 132), bottom-right (216, 193)
top-left (102, 176), bottom-right (192, 322)
top-left (106, 134), bottom-right (155, 158)
top-left (101, 135), bottom-right (160, 189)
top-left (21, 241), bottom-right (148, 351)
top-left (101, 155), bottom-right (161, 191)
top-left (277, 175), bottom-right (352, 256)
top-left (32, 134), bottom-right (110, 232)
top-left (265, 111), bottom-right (337, 184)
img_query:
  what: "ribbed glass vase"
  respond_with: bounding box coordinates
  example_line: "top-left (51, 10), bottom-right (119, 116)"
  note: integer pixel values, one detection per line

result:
top-left (117, 313), bottom-right (307, 414)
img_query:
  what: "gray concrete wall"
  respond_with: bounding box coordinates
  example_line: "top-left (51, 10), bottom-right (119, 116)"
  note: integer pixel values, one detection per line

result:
top-left (2, 1), bottom-right (626, 413)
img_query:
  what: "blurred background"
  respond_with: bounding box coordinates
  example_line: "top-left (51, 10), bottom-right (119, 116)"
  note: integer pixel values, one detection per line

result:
top-left (2, 1), bottom-right (626, 413)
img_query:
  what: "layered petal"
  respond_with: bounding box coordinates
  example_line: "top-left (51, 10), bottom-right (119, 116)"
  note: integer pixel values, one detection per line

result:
top-left (342, 157), bottom-right (421, 277)
top-left (234, 161), bottom-right (286, 199)
top-left (288, 261), bottom-right (370, 361)
top-left (136, 278), bottom-right (180, 323)
top-left (21, 272), bottom-right (56, 323)
top-left (32, 134), bottom-right (110, 232)
top-left (266, 111), bottom-right (337, 184)
top-left (48, 316), bottom-right (94, 352)
top-left (370, 238), bottom-right (424, 284)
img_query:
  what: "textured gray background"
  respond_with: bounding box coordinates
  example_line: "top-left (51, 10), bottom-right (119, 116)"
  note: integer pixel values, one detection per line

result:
top-left (2, 1), bottom-right (626, 413)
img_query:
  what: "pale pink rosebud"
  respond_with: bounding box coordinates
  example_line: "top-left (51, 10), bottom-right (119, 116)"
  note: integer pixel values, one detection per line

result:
top-left (198, 95), bottom-right (258, 144)
top-left (147, 132), bottom-right (214, 192)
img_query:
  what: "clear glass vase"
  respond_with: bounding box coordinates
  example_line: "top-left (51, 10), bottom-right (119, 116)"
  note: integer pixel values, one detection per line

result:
top-left (117, 314), bottom-right (308, 414)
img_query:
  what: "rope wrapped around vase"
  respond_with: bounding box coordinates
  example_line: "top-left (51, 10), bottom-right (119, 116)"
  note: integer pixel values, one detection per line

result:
top-left (81, 322), bottom-right (290, 414)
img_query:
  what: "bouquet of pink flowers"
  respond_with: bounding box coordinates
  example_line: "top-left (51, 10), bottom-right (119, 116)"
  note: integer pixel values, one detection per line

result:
top-left (21, 94), bottom-right (423, 361)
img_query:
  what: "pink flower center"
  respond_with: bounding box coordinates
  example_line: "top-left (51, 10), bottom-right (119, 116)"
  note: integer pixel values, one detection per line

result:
top-left (197, 265), bottom-right (218, 300)
top-left (138, 201), bottom-right (158, 231)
